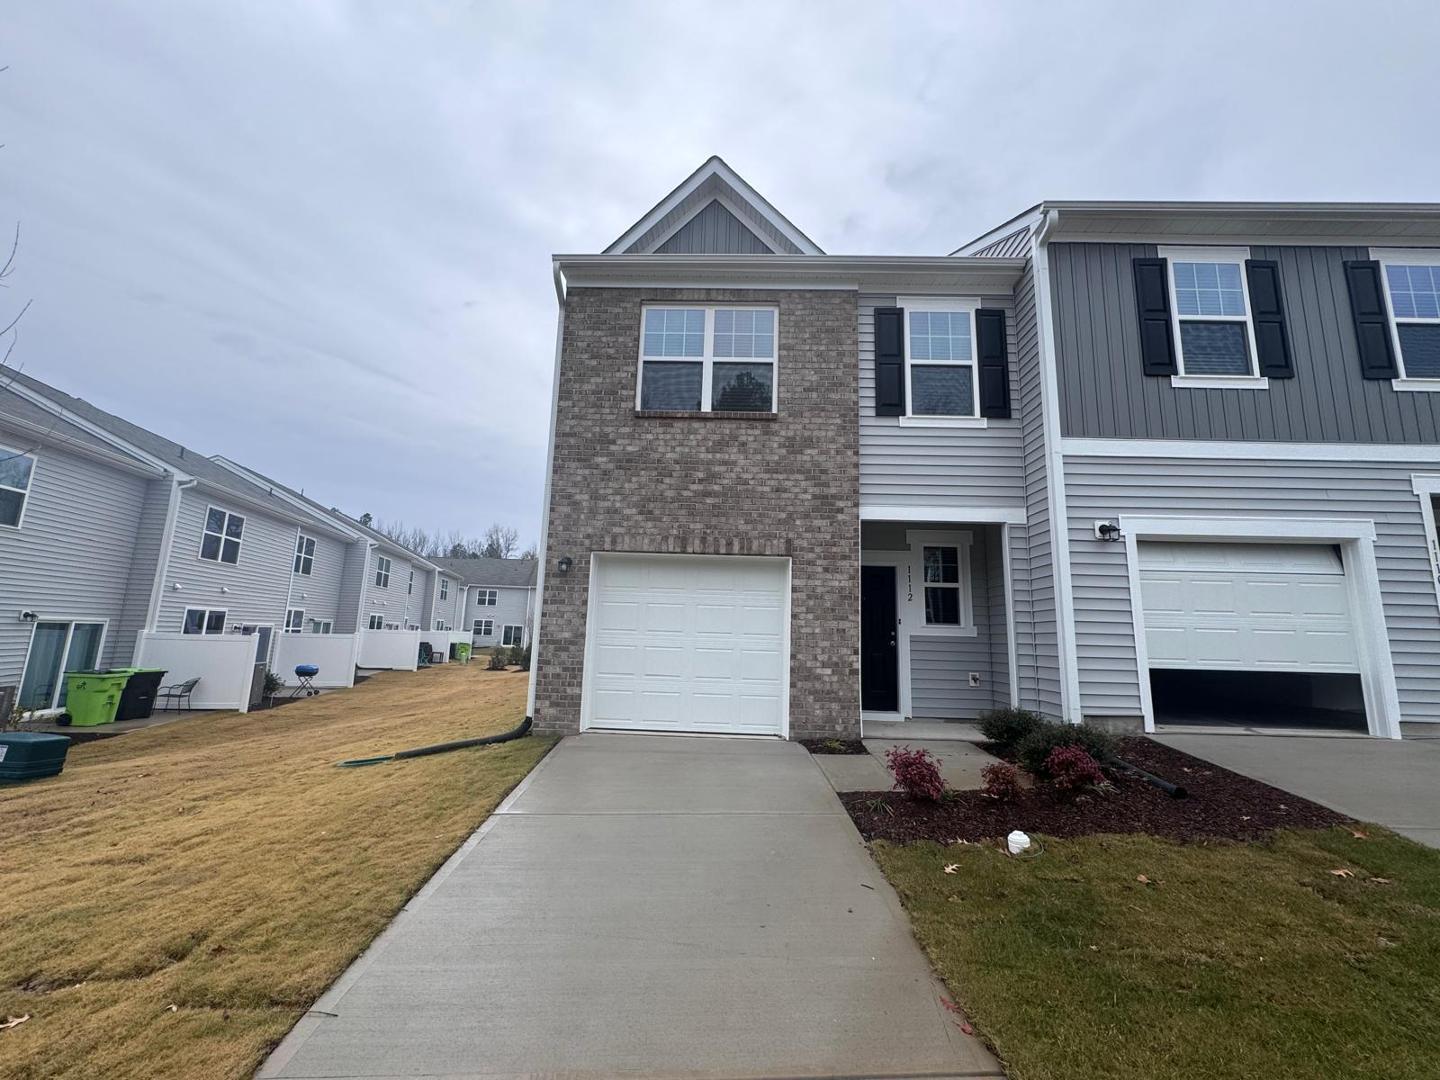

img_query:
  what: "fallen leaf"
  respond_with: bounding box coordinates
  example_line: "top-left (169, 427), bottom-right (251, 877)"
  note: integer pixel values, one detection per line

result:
top-left (943, 863), bottom-right (960, 874)
top-left (1136, 874), bottom-right (1151, 884)
top-left (1350, 829), bottom-right (1370, 840)
top-left (1367, 877), bottom-right (1394, 885)
top-left (1329, 868), bottom-right (1355, 878)
top-left (1088, 945), bottom-right (1100, 951)
top-left (0, 1015), bottom-right (30, 1031)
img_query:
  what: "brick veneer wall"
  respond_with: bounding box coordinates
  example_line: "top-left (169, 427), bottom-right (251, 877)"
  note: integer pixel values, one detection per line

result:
top-left (533, 286), bottom-right (860, 738)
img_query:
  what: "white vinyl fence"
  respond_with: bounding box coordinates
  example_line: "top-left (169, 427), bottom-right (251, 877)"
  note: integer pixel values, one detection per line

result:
top-left (418, 630), bottom-right (474, 663)
top-left (356, 629), bottom-right (421, 671)
top-left (273, 633), bottom-right (359, 689)
top-left (135, 632), bottom-right (256, 712)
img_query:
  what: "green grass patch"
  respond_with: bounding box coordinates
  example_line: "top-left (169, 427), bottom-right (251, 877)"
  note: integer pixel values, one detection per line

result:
top-left (873, 829), bottom-right (1440, 1080)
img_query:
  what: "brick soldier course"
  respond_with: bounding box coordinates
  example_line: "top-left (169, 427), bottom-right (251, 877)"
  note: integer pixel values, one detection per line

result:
top-left (532, 286), bottom-right (861, 738)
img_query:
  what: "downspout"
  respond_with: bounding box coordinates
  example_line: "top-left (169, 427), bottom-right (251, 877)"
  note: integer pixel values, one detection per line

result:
top-left (140, 478), bottom-right (196, 657)
top-left (1031, 209), bottom-right (1084, 724)
top-left (525, 261), bottom-right (567, 720)
top-left (282, 525), bottom-right (301, 636)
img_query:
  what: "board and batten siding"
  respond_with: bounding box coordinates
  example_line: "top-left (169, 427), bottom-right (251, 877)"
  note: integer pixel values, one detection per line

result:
top-left (858, 294), bottom-right (1025, 508)
top-left (287, 530), bottom-right (348, 631)
top-left (1063, 455), bottom-right (1440, 725)
top-left (468, 586), bottom-right (532, 646)
top-left (654, 200), bottom-right (771, 254)
top-left (0, 438), bottom-right (154, 685)
top-left (1051, 242), bottom-right (1440, 443)
top-left (157, 487), bottom-right (295, 637)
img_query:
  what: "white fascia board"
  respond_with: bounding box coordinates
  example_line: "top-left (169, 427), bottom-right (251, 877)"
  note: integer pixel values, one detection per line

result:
top-left (950, 205), bottom-right (1045, 256)
top-left (1062, 437), bottom-right (1440, 464)
top-left (1119, 514), bottom-right (1377, 542)
top-left (860, 503), bottom-right (1025, 525)
top-left (209, 457), bottom-right (365, 542)
top-left (556, 254), bottom-right (1026, 294)
top-left (0, 411), bottom-right (168, 479)
top-left (1, 379), bottom-right (184, 477)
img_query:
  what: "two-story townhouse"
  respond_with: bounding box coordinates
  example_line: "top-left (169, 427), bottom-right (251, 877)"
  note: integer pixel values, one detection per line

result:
top-left (530, 159), bottom-right (1440, 744)
top-left (431, 556), bottom-right (537, 648)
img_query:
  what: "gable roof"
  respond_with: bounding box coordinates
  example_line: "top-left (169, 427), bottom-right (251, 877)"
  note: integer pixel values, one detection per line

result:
top-left (603, 156), bottom-right (824, 256)
top-left (431, 556), bottom-right (537, 588)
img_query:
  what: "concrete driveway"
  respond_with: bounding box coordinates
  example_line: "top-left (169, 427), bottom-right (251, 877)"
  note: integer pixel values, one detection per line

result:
top-left (1155, 730), bottom-right (1440, 848)
top-left (261, 733), bottom-right (1000, 1080)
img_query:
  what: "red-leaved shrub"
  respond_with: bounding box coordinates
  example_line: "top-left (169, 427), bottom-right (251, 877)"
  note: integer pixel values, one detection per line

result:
top-left (1045, 745), bottom-right (1106, 793)
top-left (884, 745), bottom-right (946, 801)
top-left (981, 762), bottom-right (1023, 801)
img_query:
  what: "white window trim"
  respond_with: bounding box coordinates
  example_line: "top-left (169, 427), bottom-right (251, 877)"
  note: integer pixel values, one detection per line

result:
top-left (183, 607), bottom-right (228, 635)
top-left (17, 618), bottom-right (109, 712)
top-left (473, 618), bottom-right (494, 636)
top-left (284, 608), bottom-right (305, 633)
top-left (199, 505), bottom-right (245, 565)
top-left (367, 613), bottom-right (385, 630)
top-left (0, 445), bottom-right (36, 530)
top-left (294, 533), bottom-right (315, 576)
top-left (1158, 245), bottom-right (1267, 388)
top-left (374, 555), bottom-right (391, 588)
top-left (896, 296), bottom-right (986, 423)
top-left (1372, 247), bottom-right (1440, 391)
top-left (310, 619), bottom-right (334, 634)
top-left (501, 624), bottom-right (524, 646)
top-left (635, 304), bottom-right (779, 414)
top-left (439, 579), bottom-right (449, 601)
top-left (407, 568), bottom-right (414, 595)
top-left (904, 529), bottom-right (977, 638)
top-left (476, 588), bottom-right (497, 607)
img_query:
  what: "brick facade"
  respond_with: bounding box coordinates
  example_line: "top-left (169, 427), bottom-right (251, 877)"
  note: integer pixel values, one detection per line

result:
top-left (533, 286), bottom-right (860, 738)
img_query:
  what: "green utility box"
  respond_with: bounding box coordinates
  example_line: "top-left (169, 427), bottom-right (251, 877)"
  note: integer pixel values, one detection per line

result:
top-left (451, 642), bottom-right (472, 664)
top-left (0, 732), bottom-right (71, 783)
top-left (63, 671), bottom-right (131, 727)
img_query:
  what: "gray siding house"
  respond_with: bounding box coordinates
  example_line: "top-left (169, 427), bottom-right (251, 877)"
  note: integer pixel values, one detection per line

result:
top-left (530, 159), bottom-right (1440, 743)
top-left (432, 557), bottom-right (537, 647)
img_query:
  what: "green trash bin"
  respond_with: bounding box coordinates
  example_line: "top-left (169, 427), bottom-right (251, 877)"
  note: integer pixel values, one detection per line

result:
top-left (63, 671), bottom-right (131, 727)
top-left (451, 642), bottom-right (472, 664)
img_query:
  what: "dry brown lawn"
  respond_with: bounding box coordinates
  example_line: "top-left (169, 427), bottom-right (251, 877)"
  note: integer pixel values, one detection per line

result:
top-left (0, 665), bottom-right (552, 1080)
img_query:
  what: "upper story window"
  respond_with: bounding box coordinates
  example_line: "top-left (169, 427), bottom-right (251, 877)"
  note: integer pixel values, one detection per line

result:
top-left (0, 447), bottom-right (35, 528)
top-left (374, 555), bottom-right (391, 588)
top-left (200, 506), bottom-right (244, 564)
top-left (1158, 246), bottom-right (1261, 383)
top-left (475, 588), bottom-right (497, 606)
top-left (905, 301), bottom-right (977, 418)
top-left (1378, 251), bottom-right (1440, 380)
top-left (440, 578), bottom-right (449, 601)
top-left (294, 534), bottom-right (315, 576)
top-left (407, 568), bottom-right (414, 595)
top-left (637, 305), bottom-right (777, 413)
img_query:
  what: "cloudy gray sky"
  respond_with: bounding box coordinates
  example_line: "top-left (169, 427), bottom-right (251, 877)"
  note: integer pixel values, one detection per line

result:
top-left (4, 2), bottom-right (1437, 542)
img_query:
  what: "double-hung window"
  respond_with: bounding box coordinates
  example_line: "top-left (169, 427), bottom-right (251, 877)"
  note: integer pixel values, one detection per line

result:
top-left (0, 447), bottom-right (35, 528)
top-left (473, 618), bottom-right (494, 636)
top-left (367, 613), bottom-right (384, 630)
top-left (440, 579), bottom-right (449, 601)
top-left (902, 299), bottom-right (979, 419)
top-left (475, 589), bottom-right (497, 607)
top-left (200, 506), bottom-right (244, 564)
top-left (374, 556), bottom-right (391, 588)
top-left (1377, 250), bottom-right (1440, 382)
top-left (183, 607), bottom-right (227, 635)
top-left (638, 305), bottom-right (777, 413)
top-left (284, 608), bottom-right (305, 633)
top-left (294, 534), bottom-right (315, 575)
top-left (1160, 246), bottom-right (1261, 383)
top-left (407, 569), bottom-right (414, 595)
top-left (501, 624), bottom-right (524, 646)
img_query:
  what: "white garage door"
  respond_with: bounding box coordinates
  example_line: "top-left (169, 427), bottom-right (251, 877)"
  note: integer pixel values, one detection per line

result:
top-left (1139, 542), bottom-right (1358, 672)
top-left (584, 555), bottom-right (789, 736)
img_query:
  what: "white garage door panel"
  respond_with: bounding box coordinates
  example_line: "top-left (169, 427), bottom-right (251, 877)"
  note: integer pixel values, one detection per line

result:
top-left (1139, 542), bottom-right (1358, 673)
top-left (586, 555), bottom-right (788, 735)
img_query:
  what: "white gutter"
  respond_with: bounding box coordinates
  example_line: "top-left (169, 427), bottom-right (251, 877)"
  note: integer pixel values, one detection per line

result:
top-left (1031, 208), bottom-right (1084, 725)
top-left (1, 379), bottom-right (182, 476)
top-left (525, 262), bottom-right (567, 719)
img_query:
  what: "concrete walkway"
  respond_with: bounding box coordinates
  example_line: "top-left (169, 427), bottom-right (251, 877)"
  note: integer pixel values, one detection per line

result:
top-left (1155, 731), bottom-right (1440, 848)
top-left (261, 733), bottom-right (1001, 1080)
top-left (815, 738), bottom-right (1004, 794)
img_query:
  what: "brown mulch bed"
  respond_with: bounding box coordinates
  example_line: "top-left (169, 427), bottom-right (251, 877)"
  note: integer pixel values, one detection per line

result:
top-left (841, 737), bottom-right (1350, 844)
top-left (799, 738), bottom-right (869, 755)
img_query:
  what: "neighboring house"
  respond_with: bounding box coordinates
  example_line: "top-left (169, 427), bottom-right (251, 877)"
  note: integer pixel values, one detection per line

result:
top-left (431, 556), bottom-right (537, 648)
top-left (529, 157), bottom-right (1440, 743)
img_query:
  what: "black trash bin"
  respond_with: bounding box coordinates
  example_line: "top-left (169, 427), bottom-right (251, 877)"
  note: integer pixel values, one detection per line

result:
top-left (112, 668), bottom-right (168, 721)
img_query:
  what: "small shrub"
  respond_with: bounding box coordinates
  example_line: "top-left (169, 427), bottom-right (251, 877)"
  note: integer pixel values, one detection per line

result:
top-left (884, 745), bottom-right (946, 802)
top-left (486, 649), bottom-right (509, 671)
top-left (262, 669), bottom-right (285, 697)
top-left (1045, 745), bottom-right (1107, 794)
top-left (821, 738), bottom-right (847, 753)
top-left (1015, 722), bottom-right (1118, 778)
top-left (981, 762), bottom-right (1023, 801)
top-left (977, 708), bottom-right (1046, 750)
top-left (515, 643), bottom-right (532, 671)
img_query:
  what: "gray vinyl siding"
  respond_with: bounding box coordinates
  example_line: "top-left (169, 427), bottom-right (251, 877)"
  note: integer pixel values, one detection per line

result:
top-left (858, 294), bottom-right (1025, 509)
top-left (910, 529), bottom-right (1002, 718)
top-left (621, 174), bottom-right (804, 254)
top-left (409, 566), bottom-right (432, 629)
top-left (1052, 242), bottom-right (1440, 443)
top-left (654, 200), bottom-right (771, 254)
top-left (468, 586), bottom-right (532, 646)
top-left (288, 531), bottom-right (348, 631)
top-left (156, 487), bottom-right (294, 635)
top-left (1064, 455), bottom-right (1440, 725)
top-left (361, 549), bottom-right (418, 628)
top-left (335, 541), bottom-right (369, 633)
top-left (0, 438), bottom-right (154, 687)
top-left (1014, 259), bottom-right (1064, 718)
top-left (972, 226), bottom-right (1033, 259)
top-left (110, 478), bottom-right (174, 665)
top-left (986, 526), bottom-right (1010, 707)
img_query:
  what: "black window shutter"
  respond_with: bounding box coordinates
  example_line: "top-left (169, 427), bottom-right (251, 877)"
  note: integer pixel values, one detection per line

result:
top-left (975, 308), bottom-right (1011, 418)
top-left (1132, 257), bottom-right (1177, 376)
top-left (1244, 259), bottom-right (1294, 378)
top-left (1344, 260), bottom-right (1399, 379)
top-left (874, 306), bottom-right (905, 416)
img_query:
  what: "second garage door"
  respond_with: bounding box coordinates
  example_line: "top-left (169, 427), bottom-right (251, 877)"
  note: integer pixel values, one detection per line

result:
top-left (1138, 541), bottom-right (1358, 672)
top-left (583, 554), bottom-right (789, 736)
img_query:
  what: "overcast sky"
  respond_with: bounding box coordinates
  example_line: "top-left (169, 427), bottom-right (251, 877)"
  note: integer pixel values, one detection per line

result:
top-left (4, 2), bottom-right (1438, 542)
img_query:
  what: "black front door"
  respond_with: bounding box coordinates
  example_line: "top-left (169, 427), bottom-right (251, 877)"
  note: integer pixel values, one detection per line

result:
top-left (861, 565), bottom-right (899, 712)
